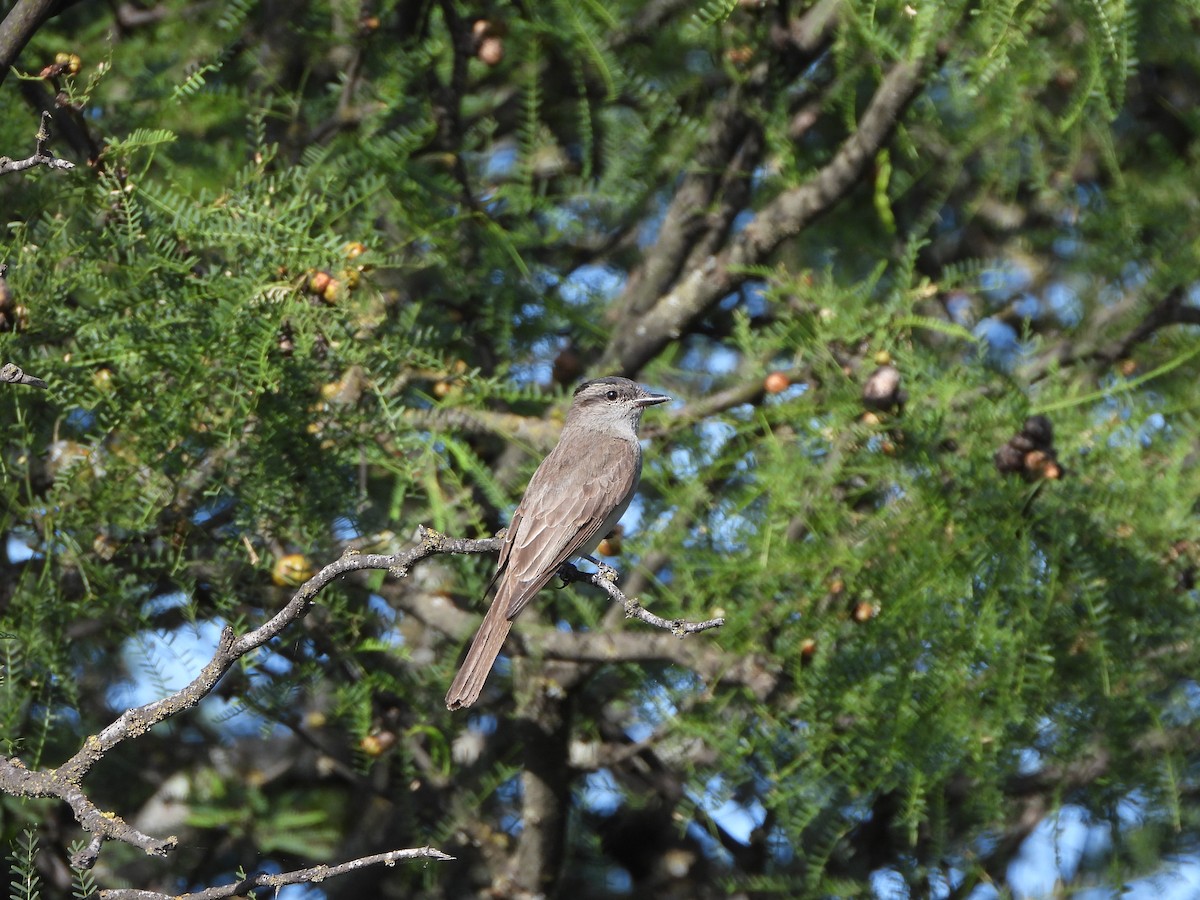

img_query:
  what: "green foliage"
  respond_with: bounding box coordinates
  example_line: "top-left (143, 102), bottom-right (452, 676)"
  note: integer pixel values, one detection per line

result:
top-left (6, 830), bottom-right (38, 900)
top-left (68, 841), bottom-right (97, 900)
top-left (2, 0), bottom-right (1200, 897)
top-left (685, 0), bottom-right (742, 37)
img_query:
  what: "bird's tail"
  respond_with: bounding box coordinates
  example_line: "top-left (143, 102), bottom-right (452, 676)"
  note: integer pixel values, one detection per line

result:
top-left (445, 593), bottom-right (514, 710)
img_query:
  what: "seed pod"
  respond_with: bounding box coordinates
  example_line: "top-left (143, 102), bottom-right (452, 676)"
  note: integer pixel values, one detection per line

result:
top-left (272, 553), bottom-right (314, 587)
top-left (1020, 415), bottom-right (1054, 449)
top-left (994, 443), bottom-right (1025, 474)
top-left (862, 364), bottom-right (905, 412)
top-left (764, 371), bottom-right (790, 394)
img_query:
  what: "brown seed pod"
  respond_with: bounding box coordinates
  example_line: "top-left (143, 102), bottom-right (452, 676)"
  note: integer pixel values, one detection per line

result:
top-left (1009, 434), bottom-right (1036, 453)
top-left (994, 443), bottom-right (1025, 474)
top-left (92, 368), bottom-right (115, 392)
top-left (597, 526), bottom-right (624, 557)
top-left (1020, 414), bottom-right (1054, 450)
top-left (477, 36), bottom-right (504, 66)
top-left (852, 601), bottom-right (880, 622)
top-left (552, 346), bottom-right (584, 385)
top-left (764, 371), bottom-right (790, 394)
top-left (5, 304), bottom-right (29, 332)
top-left (862, 364), bottom-right (905, 412)
top-left (1023, 449), bottom-right (1050, 475)
top-left (308, 270), bottom-right (333, 295)
top-left (725, 46), bottom-right (754, 67)
top-left (360, 731), bottom-right (397, 757)
top-left (799, 638), bottom-right (817, 664)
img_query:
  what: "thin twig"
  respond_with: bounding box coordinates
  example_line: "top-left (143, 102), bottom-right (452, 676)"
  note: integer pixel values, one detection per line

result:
top-left (558, 560), bottom-right (725, 635)
top-left (0, 110), bottom-right (75, 175)
top-left (97, 847), bottom-right (456, 900)
top-left (0, 362), bottom-right (48, 388)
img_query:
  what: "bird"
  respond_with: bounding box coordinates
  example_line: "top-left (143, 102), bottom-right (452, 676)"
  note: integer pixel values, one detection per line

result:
top-left (445, 376), bottom-right (671, 709)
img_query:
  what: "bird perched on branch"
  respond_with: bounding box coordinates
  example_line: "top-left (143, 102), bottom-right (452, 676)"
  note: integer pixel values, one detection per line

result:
top-left (445, 376), bottom-right (671, 709)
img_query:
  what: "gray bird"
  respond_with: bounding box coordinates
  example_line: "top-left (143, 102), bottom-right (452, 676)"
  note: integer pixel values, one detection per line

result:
top-left (445, 376), bottom-right (671, 709)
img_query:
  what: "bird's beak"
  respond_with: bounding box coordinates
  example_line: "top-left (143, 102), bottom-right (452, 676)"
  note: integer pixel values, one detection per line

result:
top-left (633, 391), bottom-right (671, 408)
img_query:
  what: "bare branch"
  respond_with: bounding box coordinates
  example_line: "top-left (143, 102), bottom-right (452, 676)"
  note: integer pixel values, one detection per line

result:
top-left (0, 757), bottom-right (175, 862)
top-left (390, 553), bottom-right (760, 696)
top-left (610, 91), bottom-right (757, 322)
top-left (0, 110), bottom-right (75, 175)
top-left (0, 529), bottom-right (491, 871)
top-left (97, 847), bottom-right (455, 900)
top-left (51, 529), bottom-right (500, 788)
top-left (558, 560), bottom-right (724, 635)
top-left (0, 361), bottom-right (48, 388)
top-left (1, 527), bottom-right (719, 876)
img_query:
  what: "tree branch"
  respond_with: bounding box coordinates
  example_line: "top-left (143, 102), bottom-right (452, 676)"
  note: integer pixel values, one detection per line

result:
top-left (1, 527), bottom-right (720, 878)
top-left (51, 530), bottom-right (502, 788)
top-left (0, 757), bottom-right (177, 863)
top-left (601, 57), bottom-right (927, 375)
top-left (537, 630), bottom-right (776, 699)
top-left (0, 0), bottom-right (60, 89)
top-left (96, 846), bottom-right (455, 900)
top-left (557, 560), bottom-right (724, 635)
top-left (0, 361), bottom-right (47, 388)
top-left (0, 110), bottom-right (74, 175)
top-left (399, 405), bottom-right (563, 450)
top-left (511, 674), bottom-right (573, 895)
top-left (610, 89), bottom-right (757, 322)
top-left (607, 0), bottom-right (844, 327)
top-left (1025, 285), bottom-right (1200, 382)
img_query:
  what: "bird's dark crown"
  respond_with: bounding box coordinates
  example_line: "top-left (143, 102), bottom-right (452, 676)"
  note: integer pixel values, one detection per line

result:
top-left (573, 376), bottom-right (636, 397)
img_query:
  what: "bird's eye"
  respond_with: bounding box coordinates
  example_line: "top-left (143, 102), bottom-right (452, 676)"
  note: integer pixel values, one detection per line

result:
top-left (605, 390), bottom-right (619, 401)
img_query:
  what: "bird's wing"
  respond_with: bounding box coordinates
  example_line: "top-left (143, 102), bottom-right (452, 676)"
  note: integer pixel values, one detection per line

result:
top-left (498, 435), bottom-right (639, 621)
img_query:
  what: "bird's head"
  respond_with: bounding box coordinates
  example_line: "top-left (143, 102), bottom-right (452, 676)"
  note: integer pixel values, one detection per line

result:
top-left (566, 376), bottom-right (671, 435)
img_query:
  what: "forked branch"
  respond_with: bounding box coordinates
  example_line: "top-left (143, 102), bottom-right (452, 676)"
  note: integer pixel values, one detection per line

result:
top-left (0, 526), bottom-right (720, 886)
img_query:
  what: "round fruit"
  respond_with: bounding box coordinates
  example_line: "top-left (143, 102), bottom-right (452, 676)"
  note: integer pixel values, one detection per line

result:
top-left (478, 36), bottom-right (504, 66)
top-left (309, 270), bottom-right (333, 295)
top-left (764, 371), bottom-right (790, 394)
top-left (272, 553), bottom-right (314, 587)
